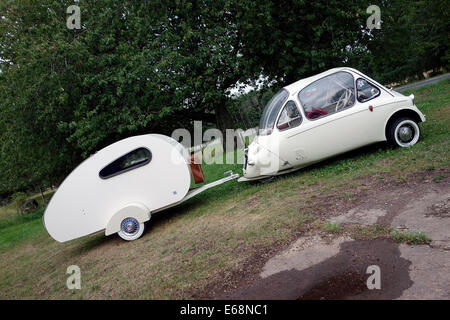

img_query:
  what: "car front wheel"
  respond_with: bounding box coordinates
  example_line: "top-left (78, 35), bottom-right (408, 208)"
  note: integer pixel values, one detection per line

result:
top-left (387, 117), bottom-right (421, 147)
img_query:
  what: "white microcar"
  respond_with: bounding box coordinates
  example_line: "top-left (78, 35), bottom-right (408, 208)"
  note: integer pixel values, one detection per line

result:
top-left (240, 67), bottom-right (426, 181)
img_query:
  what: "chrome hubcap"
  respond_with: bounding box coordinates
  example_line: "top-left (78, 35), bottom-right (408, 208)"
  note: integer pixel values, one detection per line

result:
top-left (398, 126), bottom-right (413, 142)
top-left (394, 120), bottom-right (420, 147)
top-left (125, 222), bottom-right (134, 232)
top-left (121, 218), bottom-right (139, 235)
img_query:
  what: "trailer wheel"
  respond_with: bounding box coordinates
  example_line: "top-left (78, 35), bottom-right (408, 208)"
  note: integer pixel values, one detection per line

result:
top-left (117, 217), bottom-right (145, 241)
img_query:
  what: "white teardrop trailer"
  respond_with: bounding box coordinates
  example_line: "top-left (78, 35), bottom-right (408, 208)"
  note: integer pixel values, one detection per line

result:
top-left (43, 134), bottom-right (239, 242)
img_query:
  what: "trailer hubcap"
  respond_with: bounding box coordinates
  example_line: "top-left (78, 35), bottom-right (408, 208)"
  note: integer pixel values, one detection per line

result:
top-left (121, 218), bottom-right (139, 235)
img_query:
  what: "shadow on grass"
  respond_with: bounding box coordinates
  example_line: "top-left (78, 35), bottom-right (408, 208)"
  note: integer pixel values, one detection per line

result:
top-left (65, 233), bottom-right (112, 256)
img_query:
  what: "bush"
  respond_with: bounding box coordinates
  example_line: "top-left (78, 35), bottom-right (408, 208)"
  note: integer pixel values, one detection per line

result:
top-left (11, 192), bottom-right (28, 214)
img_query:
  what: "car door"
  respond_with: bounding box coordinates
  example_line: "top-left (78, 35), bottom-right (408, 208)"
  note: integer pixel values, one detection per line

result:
top-left (277, 71), bottom-right (376, 167)
top-left (274, 99), bottom-right (308, 167)
top-left (352, 76), bottom-right (393, 142)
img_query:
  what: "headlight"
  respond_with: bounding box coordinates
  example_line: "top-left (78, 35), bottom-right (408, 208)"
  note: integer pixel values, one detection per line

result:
top-left (250, 144), bottom-right (260, 155)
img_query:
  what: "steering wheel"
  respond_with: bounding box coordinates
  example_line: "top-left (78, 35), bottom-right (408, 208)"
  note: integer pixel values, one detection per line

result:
top-left (335, 89), bottom-right (353, 112)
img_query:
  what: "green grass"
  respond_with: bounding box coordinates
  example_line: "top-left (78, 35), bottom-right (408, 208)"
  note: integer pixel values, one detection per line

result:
top-left (348, 224), bottom-right (392, 240)
top-left (0, 79), bottom-right (448, 299)
top-left (0, 208), bottom-right (46, 253)
top-left (0, 189), bottom-right (54, 221)
top-left (319, 223), bottom-right (431, 245)
top-left (390, 230), bottom-right (432, 245)
top-left (0, 191), bottom-right (51, 253)
top-left (325, 222), bottom-right (342, 233)
top-left (432, 174), bottom-right (446, 183)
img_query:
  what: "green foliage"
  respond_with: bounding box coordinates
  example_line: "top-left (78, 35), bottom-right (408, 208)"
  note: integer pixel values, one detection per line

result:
top-left (0, 0), bottom-right (241, 193)
top-left (367, 0), bottom-right (449, 84)
top-left (11, 192), bottom-right (28, 214)
top-left (236, 0), bottom-right (371, 84)
top-left (227, 87), bottom-right (279, 129)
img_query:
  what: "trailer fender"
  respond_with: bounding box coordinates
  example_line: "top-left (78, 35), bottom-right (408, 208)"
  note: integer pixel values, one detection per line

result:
top-left (105, 203), bottom-right (151, 236)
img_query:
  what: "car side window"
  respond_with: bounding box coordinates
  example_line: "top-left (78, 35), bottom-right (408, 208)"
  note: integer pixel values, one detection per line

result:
top-left (356, 78), bottom-right (380, 102)
top-left (277, 100), bottom-right (302, 131)
top-left (298, 71), bottom-right (356, 120)
top-left (99, 147), bottom-right (152, 179)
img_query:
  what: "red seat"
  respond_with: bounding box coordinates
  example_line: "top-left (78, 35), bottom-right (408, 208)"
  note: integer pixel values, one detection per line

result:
top-left (306, 108), bottom-right (328, 119)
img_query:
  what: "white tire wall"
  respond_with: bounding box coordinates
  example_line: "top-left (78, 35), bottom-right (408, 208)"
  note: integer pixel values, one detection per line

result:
top-left (118, 221), bottom-right (145, 241)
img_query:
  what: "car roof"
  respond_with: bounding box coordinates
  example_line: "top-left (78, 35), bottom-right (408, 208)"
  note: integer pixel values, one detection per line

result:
top-left (283, 67), bottom-right (361, 95)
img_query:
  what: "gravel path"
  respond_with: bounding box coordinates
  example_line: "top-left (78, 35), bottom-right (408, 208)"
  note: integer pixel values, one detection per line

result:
top-left (395, 73), bottom-right (450, 92)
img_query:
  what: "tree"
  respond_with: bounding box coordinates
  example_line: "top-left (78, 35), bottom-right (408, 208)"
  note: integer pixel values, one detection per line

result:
top-left (366, 0), bottom-right (449, 84)
top-left (236, 0), bottom-right (370, 84)
top-left (0, 0), bottom-right (244, 192)
top-left (0, 0), bottom-right (81, 194)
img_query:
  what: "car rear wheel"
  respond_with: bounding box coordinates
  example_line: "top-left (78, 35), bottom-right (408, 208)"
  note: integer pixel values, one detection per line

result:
top-left (117, 217), bottom-right (145, 241)
top-left (387, 117), bottom-right (421, 147)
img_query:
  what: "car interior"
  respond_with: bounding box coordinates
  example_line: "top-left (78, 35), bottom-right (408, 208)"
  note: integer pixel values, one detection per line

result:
top-left (299, 72), bottom-right (356, 120)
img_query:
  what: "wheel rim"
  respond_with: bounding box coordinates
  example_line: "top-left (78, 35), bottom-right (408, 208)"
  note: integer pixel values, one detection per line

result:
top-left (394, 120), bottom-right (420, 147)
top-left (120, 217), bottom-right (139, 236)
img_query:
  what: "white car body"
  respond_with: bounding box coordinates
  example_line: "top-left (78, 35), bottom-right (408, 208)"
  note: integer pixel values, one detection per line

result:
top-left (241, 67), bottom-right (426, 181)
top-left (44, 134), bottom-right (239, 242)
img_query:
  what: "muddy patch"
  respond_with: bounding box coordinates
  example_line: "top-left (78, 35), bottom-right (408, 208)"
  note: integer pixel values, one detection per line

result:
top-left (219, 239), bottom-right (413, 300)
top-left (298, 271), bottom-right (367, 300)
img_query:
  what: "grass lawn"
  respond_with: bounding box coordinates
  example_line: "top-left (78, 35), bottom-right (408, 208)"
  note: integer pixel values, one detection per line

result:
top-left (0, 79), bottom-right (448, 299)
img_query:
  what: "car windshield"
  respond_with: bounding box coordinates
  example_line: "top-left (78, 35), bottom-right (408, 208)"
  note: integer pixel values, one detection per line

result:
top-left (259, 89), bottom-right (289, 135)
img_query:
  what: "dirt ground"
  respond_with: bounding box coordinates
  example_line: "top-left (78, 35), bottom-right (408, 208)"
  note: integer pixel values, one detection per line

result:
top-left (195, 169), bottom-right (450, 300)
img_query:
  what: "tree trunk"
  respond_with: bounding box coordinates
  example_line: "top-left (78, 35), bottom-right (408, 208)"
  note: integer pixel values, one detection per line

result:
top-left (214, 100), bottom-right (236, 149)
top-left (39, 186), bottom-right (45, 204)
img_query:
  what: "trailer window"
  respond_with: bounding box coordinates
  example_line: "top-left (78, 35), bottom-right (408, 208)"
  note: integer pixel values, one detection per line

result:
top-left (99, 147), bottom-right (152, 179)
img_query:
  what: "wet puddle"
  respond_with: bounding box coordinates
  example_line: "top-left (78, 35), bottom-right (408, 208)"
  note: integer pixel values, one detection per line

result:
top-left (222, 239), bottom-right (413, 300)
